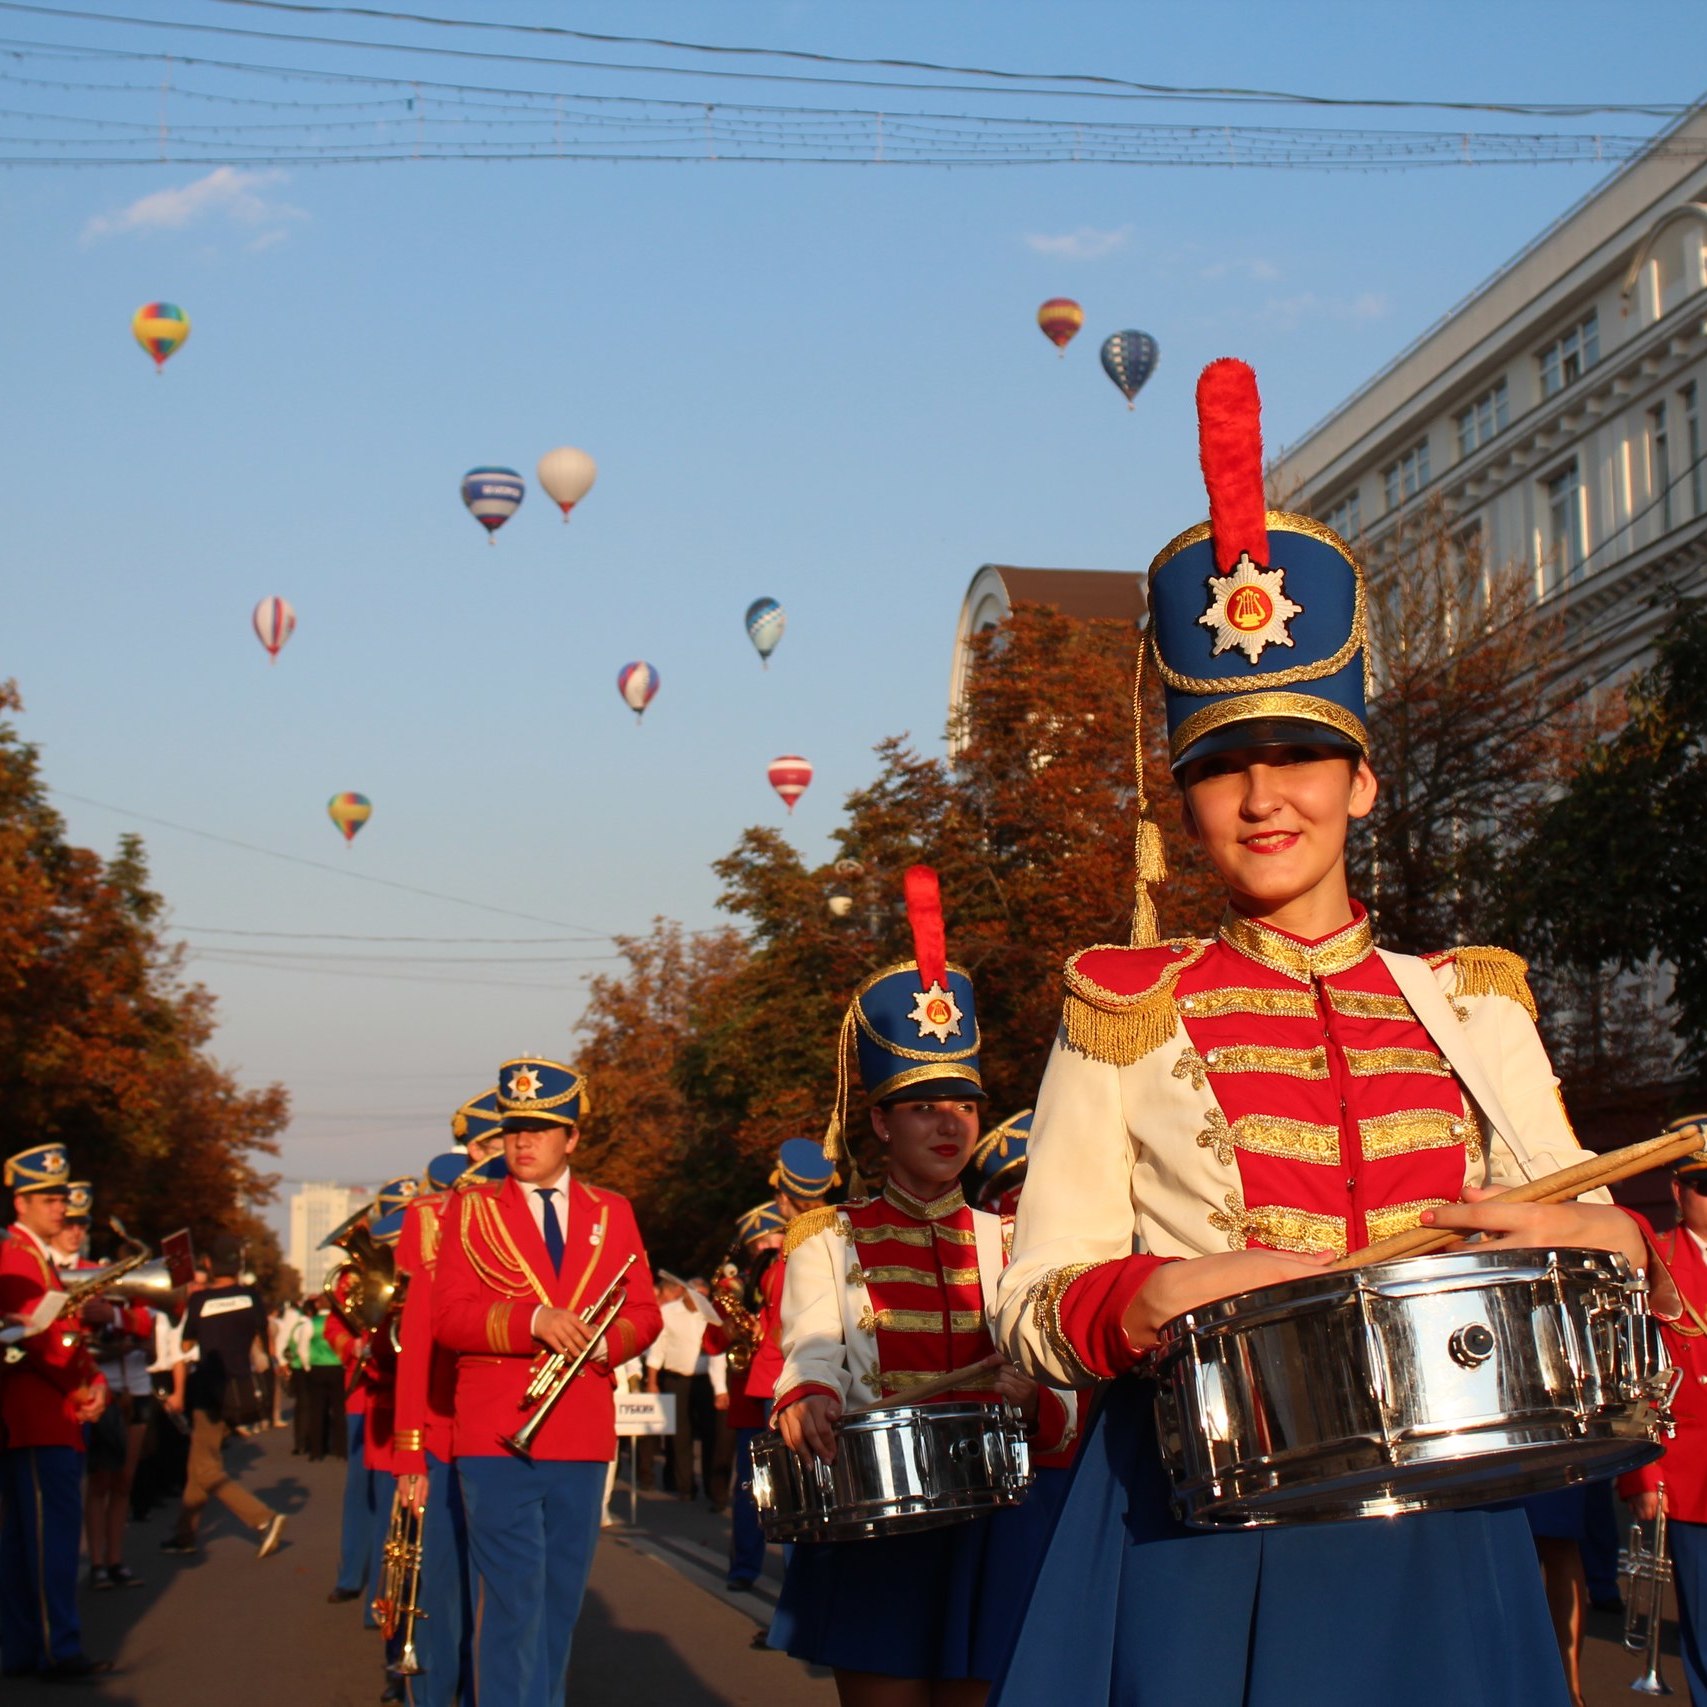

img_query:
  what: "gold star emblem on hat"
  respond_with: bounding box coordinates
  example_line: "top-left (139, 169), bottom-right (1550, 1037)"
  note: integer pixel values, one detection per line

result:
top-left (907, 982), bottom-right (964, 1043)
top-left (1198, 552), bottom-right (1303, 666)
top-left (506, 1066), bottom-right (542, 1101)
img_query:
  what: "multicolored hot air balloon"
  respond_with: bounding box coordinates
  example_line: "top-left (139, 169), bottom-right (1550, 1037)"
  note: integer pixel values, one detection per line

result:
top-left (132, 301), bottom-right (190, 372)
top-left (617, 661), bottom-right (659, 722)
top-left (536, 446), bottom-right (598, 522)
top-left (1100, 330), bottom-right (1159, 409)
top-left (744, 597), bottom-right (785, 668)
top-left (767, 754), bottom-right (813, 814)
top-left (252, 596), bottom-right (296, 664)
top-left (327, 792), bottom-right (372, 844)
top-left (461, 467), bottom-right (524, 541)
top-left (1036, 298), bottom-right (1084, 355)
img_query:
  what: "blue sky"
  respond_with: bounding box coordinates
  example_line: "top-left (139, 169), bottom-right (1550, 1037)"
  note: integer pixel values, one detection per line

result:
top-left (1, 0), bottom-right (1700, 1238)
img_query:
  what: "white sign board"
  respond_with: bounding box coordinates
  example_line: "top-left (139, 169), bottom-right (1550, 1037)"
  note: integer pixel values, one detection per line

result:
top-left (615, 1393), bottom-right (676, 1436)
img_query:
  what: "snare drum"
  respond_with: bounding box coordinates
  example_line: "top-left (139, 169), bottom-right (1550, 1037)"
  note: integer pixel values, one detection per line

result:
top-left (1150, 1245), bottom-right (1673, 1530)
top-left (752, 1401), bottom-right (1032, 1542)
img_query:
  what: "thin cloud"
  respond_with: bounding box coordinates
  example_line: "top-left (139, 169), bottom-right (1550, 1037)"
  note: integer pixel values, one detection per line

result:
top-left (83, 168), bottom-right (306, 245)
top-left (1200, 256), bottom-right (1281, 282)
top-left (1023, 224), bottom-right (1133, 261)
top-left (1248, 290), bottom-right (1391, 332)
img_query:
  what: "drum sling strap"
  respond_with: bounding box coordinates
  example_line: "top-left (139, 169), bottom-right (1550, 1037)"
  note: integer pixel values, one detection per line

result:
top-left (972, 1210), bottom-right (1003, 1331)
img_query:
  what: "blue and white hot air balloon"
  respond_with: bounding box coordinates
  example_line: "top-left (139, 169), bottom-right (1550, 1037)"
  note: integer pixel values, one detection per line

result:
top-left (460, 467), bottom-right (525, 542)
top-left (744, 597), bottom-right (786, 668)
top-left (1100, 331), bottom-right (1159, 410)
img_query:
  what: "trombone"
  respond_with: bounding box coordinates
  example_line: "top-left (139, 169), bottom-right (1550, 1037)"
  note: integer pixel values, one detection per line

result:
top-left (372, 1491), bottom-right (425, 1677)
top-left (1622, 1482), bottom-right (1674, 1696)
top-left (500, 1255), bottom-right (635, 1461)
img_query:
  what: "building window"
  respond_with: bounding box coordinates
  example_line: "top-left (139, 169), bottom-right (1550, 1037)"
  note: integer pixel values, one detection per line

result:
top-left (1686, 382), bottom-right (1703, 518)
top-left (1544, 461), bottom-right (1587, 591)
top-left (1327, 489), bottom-right (1362, 540)
top-left (1538, 310), bottom-right (1600, 399)
top-left (1455, 380), bottom-right (1510, 458)
top-left (1382, 438), bottom-right (1431, 512)
top-left (1650, 402), bottom-right (1672, 532)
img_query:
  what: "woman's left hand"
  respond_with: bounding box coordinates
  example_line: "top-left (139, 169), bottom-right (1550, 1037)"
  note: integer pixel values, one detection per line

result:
top-left (992, 1360), bottom-right (1039, 1422)
top-left (1422, 1189), bottom-right (1647, 1271)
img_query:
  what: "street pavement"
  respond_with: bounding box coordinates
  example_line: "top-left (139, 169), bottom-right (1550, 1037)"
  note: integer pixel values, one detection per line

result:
top-left (4, 1419), bottom-right (1680, 1704)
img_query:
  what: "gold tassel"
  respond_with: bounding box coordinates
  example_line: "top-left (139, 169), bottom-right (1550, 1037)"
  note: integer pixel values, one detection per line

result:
top-left (577, 1076), bottom-right (591, 1119)
top-left (1061, 985), bottom-right (1180, 1066)
top-left (1448, 946), bottom-right (1539, 1020)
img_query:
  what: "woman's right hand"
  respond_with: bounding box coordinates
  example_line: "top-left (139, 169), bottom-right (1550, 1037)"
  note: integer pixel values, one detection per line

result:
top-left (1122, 1248), bottom-right (1335, 1352)
top-left (776, 1392), bottom-right (843, 1463)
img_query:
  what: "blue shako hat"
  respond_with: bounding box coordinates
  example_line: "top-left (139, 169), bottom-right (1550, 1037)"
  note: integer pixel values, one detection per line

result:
top-left (64, 1182), bottom-right (93, 1223)
top-left (495, 1058), bottom-right (588, 1128)
top-left (1147, 359), bottom-right (1369, 773)
top-left (968, 1110), bottom-right (1032, 1208)
top-left (369, 1207), bottom-right (405, 1245)
top-left (772, 1138), bottom-right (839, 1200)
top-left (734, 1200), bottom-right (788, 1246)
top-left (451, 1087), bottom-right (502, 1146)
top-left (4, 1142), bottom-right (70, 1196)
top-left (374, 1176), bottom-right (421, 1218)
top-left (425, 1152), bottom-right (468, 1192)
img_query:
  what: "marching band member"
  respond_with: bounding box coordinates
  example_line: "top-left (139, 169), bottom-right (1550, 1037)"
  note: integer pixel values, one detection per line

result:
top-left (992, 359), bottom-right (1666, 1707)
top-left (432, 1057), bottom-right (661, 1707)
top-left (0, 1144), bottom-right (109, 1681)
top-left (770, 870), bottom-right (1078, 1706)
top-left (966, 1112), bottom-right (1032, 1219)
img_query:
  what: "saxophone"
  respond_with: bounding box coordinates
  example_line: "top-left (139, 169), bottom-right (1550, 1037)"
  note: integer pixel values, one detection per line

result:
top-left (711, 1262), bottom-right (762, 1375)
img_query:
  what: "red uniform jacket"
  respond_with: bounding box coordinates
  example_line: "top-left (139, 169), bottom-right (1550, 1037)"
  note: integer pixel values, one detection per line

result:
top-left (392, 1195), bottom-right (457, 1477)
top-left (0, 1225), bottom-right (105, 1450)
top-left (325, 1270), bottom-right (373, 1418)
top-left (743, 1258), bottom-right (785, 1404)
top-left (1621, 1221), bottom-right (1707, 1523)
top-left (432, 1175), bottom-right (661, 1461)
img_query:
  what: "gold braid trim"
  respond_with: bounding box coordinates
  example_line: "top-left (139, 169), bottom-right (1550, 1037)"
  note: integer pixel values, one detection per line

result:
top-left (1366, 1199), bottom-right (1451, 1243)
top-left (418, 1203), bottom-right (441, 1270)
top-left (1026, 1261), bottom-right (1102, 1386)
top-left (1060, 939), bottom-right (1211, 1067)
top-left (462, 1194), bottom-right (551, 1304)
top-left (783, 1204), bottom-right (841, 1257)
top-left (394, 1429), bottom-right (424, 1453)
top-left (1425, 946), bottom-right (1539, 1021)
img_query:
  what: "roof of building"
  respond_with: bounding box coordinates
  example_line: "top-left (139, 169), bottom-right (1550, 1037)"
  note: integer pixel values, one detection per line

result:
top-left (981, 565), bottom-right (1146, 621)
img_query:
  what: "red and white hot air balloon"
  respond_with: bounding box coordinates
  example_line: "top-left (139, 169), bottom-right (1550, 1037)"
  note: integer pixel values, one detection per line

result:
top-left (767, 754), bottom-right (813, 814)
top-left (537, 446), bottom-right (598, 522)
top-left (252, 597), bottom-right (296, 663)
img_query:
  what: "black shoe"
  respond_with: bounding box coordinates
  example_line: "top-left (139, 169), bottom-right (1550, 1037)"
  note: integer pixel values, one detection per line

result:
top-left (327, 1586), bottom-right (362, 1604)
top-left (749, 1629), bottom-right (774, 1652)
top-left (725, 1576), bottom-right (756, 1592)
top-left (107, 1565), bottom-right (141, 1590)
top-left (88, 1566), bottom-right (112, 1591)
top-left (380, 1683), bottom-right (404, 1703)
top-left (159, 1538), bottom-right (196, 1556)
top-left (38, 1654), bottom-right (114, 1681)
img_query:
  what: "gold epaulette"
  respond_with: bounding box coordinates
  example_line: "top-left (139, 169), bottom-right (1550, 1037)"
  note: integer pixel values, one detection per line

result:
top-left (784, 1204), bottom-right (842, 1257)
top-left (1060, 938), bottom-right (1211, 1066)
top-left (1424, 945), bottom-right (1539, 1020)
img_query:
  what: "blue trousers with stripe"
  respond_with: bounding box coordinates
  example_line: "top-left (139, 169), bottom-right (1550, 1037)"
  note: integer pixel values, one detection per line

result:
top-left (729, 1427), bottom-right (767, 1584)
top-left (0, 1446), bottom-right (84, 1672)
top-left (1669, 1516), bottom-right (1707, 1706)
top-left (337, 1411), bottom-right (374, 1597)
top-left (459, 1457), bottom-right (603, 1707)
top-left (403, 1454), bottom-right (474, 1707)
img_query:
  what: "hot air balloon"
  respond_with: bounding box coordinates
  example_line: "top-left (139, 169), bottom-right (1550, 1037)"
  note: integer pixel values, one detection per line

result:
top-left (617, 662), bottom-right (659, 722)
top-left (768, 754), bottom-right (813, 814)
top-left (1037, 298), bottom-right (1083, 356)
top-left (1100, 330), bottom-right (1159, 409)
top-left (327, 792), bottom-right (372, 844)
top-left (132, 301), bottom-right (190, 372)
top-left (252, 596), bottom-right (296, 664)
top-left (744, 597), bottom-right (785, 668)
top-left (536, 446), bottom-right (598, 522)
top-left (461, 467), bottom-right (524, 541)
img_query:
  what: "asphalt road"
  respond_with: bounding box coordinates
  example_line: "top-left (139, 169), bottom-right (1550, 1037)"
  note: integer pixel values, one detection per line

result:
top-left (5, 1420), bottom-right (1681, 1705)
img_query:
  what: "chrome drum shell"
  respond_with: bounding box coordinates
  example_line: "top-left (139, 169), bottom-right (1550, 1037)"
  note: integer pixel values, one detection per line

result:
top-left (751, 1400), bottom-right (1032, 1542)
top-left (1149, 1246), bottom-right (1673, 1530)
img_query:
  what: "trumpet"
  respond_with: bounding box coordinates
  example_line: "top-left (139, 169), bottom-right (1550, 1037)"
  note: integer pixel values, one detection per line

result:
top-left (1621, 1483), bottom-right (1673, 1696)
top-left (372, 1490), bottom-right (426, 1676)
top-left (500, 1255), bottom-right (635, 1461)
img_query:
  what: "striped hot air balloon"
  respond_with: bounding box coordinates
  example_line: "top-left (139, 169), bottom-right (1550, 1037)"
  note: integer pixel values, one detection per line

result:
top-left (132, 301), bottom-right (190, 371)
top-left (461, 467), bottom-right (525, 541)
top-left (617, 661), bottom-right (659, 722)
top-left (1036, 298), bottom-right (1084, 356)
top-left (327, 792), bottom-right (372, 844)
top-left (252, 597), bottom-right (296, 664)
top-left (744, 597), bottom-right (786, 667)
top-left (767, 755), bottom-right (813, 814)
top-left (1100, 330), bottom-right (1159, 409)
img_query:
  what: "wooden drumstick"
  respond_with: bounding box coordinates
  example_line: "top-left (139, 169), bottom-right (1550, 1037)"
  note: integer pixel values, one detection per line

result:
top-left (846, 1354), bottom-right (1001, 1414)
top-left (1330, 1125), bottom-right (1703, 1273)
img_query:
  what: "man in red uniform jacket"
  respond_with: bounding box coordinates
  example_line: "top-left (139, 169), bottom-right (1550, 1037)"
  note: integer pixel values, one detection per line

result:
top-left (0, 1143), bottom-right (109, 1680)
top-left (432, 1057), bottom-right (660, 1707)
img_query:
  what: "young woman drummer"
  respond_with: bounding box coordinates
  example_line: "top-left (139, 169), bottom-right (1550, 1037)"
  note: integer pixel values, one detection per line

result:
top-left (770, 868), bottom-right (1080, 1707)
top-left (992, 358), bottom-right (1675, 1707)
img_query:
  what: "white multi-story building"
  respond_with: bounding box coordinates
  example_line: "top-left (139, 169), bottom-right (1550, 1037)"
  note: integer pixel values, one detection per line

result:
top-left (286, 1180), bottom-right (362, 1293)
top-left (1271, 99), bottom-right (1707, 689)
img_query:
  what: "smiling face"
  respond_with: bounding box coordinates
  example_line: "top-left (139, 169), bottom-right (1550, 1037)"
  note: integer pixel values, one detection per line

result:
top-left (871, 1098), bottom-right (981, 1200)
top-left (1180, 743), bottom-right (1377, 930)
top-left (503, 1118), bottom-right (576, 1185)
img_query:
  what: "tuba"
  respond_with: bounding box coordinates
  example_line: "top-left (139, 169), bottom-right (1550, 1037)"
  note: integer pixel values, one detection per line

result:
top-left (1621, 1483), bottom-right (1674, 1695)
top-left (322, 1221), bottom-right (399, 1339)
top-left (5, 1225), bottom-right (194, 1362)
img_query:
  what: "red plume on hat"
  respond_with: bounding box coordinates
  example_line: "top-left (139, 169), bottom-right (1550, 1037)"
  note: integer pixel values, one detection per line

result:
top-left (904, 865), bottom-right (948, 990)
top-left (1196, 357), bottom-right (1269, 573)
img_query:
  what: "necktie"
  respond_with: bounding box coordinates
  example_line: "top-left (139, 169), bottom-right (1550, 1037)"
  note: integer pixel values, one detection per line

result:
top-left (536, 1187), bottom-right (564, 1275)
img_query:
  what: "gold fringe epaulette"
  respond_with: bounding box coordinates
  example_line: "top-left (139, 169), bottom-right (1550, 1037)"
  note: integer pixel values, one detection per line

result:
top-left (784, 1204), bottom-right (842, 1257)
top-left (1424, 945), bottom-right (1539, 1020)
top-left (1060, 939), bottom-right (1211, 1066)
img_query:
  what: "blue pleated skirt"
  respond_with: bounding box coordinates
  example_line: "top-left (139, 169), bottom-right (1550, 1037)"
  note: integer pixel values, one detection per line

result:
top-left (768, 1466), bottom-right (1073, 1680)
top-left (993, 1377), bottom-right (1572, 1707)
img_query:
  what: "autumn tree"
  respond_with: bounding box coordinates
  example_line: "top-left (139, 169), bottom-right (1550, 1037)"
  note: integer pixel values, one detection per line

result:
top-left (0, 682), bottom-right (288, 1267)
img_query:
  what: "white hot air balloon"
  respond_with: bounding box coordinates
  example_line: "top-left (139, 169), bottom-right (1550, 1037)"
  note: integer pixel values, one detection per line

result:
top-left (252, 596), bottom-right (296, 664)
top-left (536, 446), bottom-right (598, 522)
